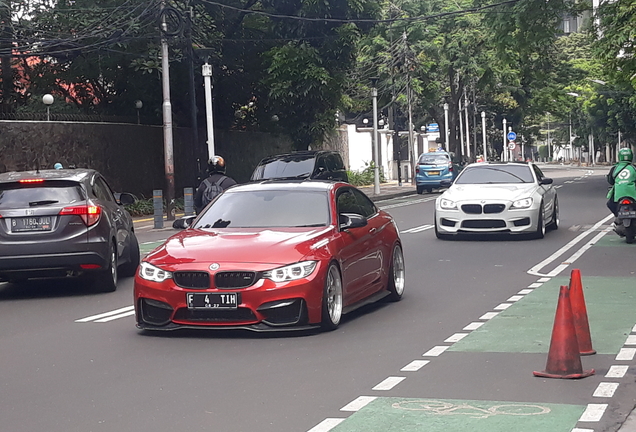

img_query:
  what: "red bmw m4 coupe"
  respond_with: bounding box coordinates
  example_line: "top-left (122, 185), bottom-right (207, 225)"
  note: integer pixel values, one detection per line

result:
top-left (134, 180), bottom-right (405, 332)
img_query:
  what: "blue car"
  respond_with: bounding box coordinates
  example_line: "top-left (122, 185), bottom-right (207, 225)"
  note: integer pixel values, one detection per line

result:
top-left (415, 151), bottom-right (457, 194)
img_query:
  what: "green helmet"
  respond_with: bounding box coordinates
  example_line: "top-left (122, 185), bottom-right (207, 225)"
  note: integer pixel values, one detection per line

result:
top-left (619, 147), bottom-right (633, 162)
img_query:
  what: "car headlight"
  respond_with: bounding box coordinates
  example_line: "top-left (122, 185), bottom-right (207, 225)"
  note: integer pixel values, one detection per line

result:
top-left (139, 262), bottom-right (173, 282)
top-left (439, 198), bottom-right (457, 210)
top-left (511, 197), bottom-right (533, 209)
top-left (263, 261), bottom-right (318, 282)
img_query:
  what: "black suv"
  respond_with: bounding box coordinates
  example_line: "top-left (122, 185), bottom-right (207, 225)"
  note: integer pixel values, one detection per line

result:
top-left (250, 150), bottom-right (349, 182)
top-left (0, 169), bottom-right (140, 292)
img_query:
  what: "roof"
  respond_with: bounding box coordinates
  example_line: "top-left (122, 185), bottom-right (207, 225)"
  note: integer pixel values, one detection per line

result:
top-left (0, 168), bottom-right (95, 183)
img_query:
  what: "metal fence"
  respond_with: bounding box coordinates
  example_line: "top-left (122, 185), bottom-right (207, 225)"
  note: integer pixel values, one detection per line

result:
top-left (0, 112), bottom-right (157, 124)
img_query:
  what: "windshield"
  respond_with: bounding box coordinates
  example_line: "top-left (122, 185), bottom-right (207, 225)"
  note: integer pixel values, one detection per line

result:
top-left (455, 165), bottom-right (534, 184)
top-left (251, 157), bottom-right (315, 180)
top-left (194, 189), bottom-right (330, 228)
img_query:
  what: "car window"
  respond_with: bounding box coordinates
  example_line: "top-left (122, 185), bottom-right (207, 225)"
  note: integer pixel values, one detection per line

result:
top-left (455, 165), bottom-right (534, 184)
top-left (194, 189), bottom-right (330, 228)
top-left (252, 157), bottom-right (315, 180)
top-left (93, 176), bottom-right (115, 203)
top-left (337, 188), bottom-right (376, 218)
top-left (419, 154), bottom-right (449, 164)
top-left (0, 181), bottom-right (85, 209)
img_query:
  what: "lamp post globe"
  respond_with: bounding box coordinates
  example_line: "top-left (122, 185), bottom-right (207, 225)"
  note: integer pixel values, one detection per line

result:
top-left (43, 94), bottom-right (54, 121)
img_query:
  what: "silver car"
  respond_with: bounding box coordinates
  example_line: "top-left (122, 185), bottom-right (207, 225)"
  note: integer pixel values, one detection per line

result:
top-left (434, 162), bottom-right (559, 239)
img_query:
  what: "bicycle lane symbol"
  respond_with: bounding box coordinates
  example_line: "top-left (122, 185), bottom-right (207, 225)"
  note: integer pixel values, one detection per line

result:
top-left (392, 399), bottom-right (551, 419)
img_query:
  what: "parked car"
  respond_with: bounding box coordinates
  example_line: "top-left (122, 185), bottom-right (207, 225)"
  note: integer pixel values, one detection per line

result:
top-left (434, 162), bottom-right (559, 239)
top-left (250, 150), bottom-right (349, 182)
top-left (0, 168), bottom-right (140, 291)
top-left (415, 151), bottom-right (458, 194)
top-left (134, 180), bottom-right (404, 332)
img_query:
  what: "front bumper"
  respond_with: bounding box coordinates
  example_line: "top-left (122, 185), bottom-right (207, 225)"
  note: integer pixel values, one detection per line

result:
top-left (134, 262), bottom-right (326, 331)
top-left (435, 201), bottom-right (539, 235)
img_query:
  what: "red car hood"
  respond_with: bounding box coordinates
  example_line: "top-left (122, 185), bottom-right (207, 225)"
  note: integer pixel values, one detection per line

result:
top-left (145, 227), bottom-right (333, 266)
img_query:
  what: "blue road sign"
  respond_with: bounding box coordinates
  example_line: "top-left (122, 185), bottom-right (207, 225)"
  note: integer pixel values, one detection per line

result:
top-left (507, 131), bottom-right (517, 141)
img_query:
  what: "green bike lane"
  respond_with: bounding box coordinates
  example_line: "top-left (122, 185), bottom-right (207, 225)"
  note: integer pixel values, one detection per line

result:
top-left (315, 228), bottom-right (636, 432)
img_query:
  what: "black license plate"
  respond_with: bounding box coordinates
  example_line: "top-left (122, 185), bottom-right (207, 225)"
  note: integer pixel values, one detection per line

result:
top-left (618, 210), bottom-right (636, 218)
top-left (11, 216), bottom-right (52, 232)
top-left (187, 292), bottom-right (238, 309)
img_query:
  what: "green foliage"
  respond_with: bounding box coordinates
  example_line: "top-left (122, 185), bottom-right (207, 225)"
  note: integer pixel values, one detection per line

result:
top-left (347, 162), bottom-right (385, 186)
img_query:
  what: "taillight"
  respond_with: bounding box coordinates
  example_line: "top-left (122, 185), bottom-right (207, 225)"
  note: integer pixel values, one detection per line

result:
top-left (620, 198), bottom-right (634, 205)
top-left (19, 179), bottom-right (45, 183)
top-left (59, 203), bottom-right (102, 226)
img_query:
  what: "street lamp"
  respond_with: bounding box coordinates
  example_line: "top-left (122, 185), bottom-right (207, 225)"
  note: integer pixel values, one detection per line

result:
top-left (481, 111), bottom-right (487, 161)
top-left (443, 102), bottom-right (449, 152)
top-left (42, 94), bottom-right (54, 121)
top-left (134, 100), bottom-right (143, 124)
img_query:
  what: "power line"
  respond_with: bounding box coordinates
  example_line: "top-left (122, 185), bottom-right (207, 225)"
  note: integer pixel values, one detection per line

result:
top-left (198, 0), bottom-right (521, 24)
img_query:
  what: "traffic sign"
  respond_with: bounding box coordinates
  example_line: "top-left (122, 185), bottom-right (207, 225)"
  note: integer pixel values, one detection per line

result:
top-left (507, 131), bottom-right (517, 141)
top-left (508, 142), bottom-right (516, 150)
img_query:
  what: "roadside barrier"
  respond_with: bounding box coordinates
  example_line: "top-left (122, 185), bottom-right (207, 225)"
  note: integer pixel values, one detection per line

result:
top-left (569, 269), bottom-right (596, 356)
top-left (533, 284), bottom-right (595, 379)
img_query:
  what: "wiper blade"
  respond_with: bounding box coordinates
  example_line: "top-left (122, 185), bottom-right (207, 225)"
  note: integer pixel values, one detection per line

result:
top-left (29, 200), bottom-right (59, 207)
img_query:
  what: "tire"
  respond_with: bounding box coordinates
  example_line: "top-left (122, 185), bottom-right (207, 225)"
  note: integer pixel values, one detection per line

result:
top-left (94, 242), bottom-right (118, 293)
top-left (119, 232), bottom-right (140, 277)
top-left (547, 198), bottom-right (559, 231)
top-left (416, 186), bottom-right (424, 194)
top-left (534, 204), bottom-right (545, 239)
top-left (626, 224), bottom-right (636, 244)
top-left (321, 263), bottom-right (343, 331)
top-left (386, 244), bottom-right (405, 302)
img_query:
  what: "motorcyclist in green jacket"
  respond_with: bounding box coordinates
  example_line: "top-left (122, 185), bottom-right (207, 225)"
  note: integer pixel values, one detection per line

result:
top-left (607, 147), bottom-right (636, 235)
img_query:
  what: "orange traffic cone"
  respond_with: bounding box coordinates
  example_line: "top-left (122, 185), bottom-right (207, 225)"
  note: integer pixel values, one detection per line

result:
top-left (569, 269), bottom-right (596, 356)
top-left (533, 285), bottom-right (595, 379)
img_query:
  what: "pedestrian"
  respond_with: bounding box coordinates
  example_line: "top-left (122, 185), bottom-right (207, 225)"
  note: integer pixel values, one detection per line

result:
top-left (194, 155), bottom-right (237, 214)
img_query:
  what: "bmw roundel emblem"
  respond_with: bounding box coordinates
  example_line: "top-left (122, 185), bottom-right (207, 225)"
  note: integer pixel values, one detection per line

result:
top-left (209, 263), bottom-right (220, 271)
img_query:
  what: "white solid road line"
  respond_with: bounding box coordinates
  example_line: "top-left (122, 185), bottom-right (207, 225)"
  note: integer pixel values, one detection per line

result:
top-left (401, 224), bottom-right (434, 234)
top-left (75, 305), bottom-right (134, 323)
top-left (527, 214), bottom-right (613, 277)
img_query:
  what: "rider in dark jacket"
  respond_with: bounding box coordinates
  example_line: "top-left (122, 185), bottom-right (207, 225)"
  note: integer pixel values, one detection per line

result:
top-left (194, 156), bottom-right (237, 214)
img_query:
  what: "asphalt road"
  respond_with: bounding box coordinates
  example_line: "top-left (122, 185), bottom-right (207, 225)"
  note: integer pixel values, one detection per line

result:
top-left (2, 165), bottom-right (635, 432)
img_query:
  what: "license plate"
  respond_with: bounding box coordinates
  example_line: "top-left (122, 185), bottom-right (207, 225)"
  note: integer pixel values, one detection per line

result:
top-left (428, 171), bottom-right (440, 176)
top-left (186, 292), bottom-right (238, 309)
top-left (11, 216), bottom-right (52, 232)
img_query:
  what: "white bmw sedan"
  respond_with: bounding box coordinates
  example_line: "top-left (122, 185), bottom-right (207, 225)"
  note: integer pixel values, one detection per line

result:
top-left (434, 162), bottom-right (558, 239)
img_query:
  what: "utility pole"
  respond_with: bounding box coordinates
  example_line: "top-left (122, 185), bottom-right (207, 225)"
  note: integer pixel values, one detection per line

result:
top-left (160, 2), bottom-right (175, 221)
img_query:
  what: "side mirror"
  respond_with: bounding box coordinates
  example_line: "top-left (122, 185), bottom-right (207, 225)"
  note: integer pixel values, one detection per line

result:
top-left (173, 215), bottom-right (196, 229)
top-left (440, 179), bottom-right (453, 188)
top-left (540, 178), bottom-right (553, 185)
top-left (339, 213), bottom-right (368, 230)
top-left (117, 192), bottom-right (136, 205)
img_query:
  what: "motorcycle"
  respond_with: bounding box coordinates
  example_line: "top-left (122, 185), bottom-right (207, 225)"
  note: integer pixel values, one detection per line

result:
top-left (616, 196), bottom-right (636, 244)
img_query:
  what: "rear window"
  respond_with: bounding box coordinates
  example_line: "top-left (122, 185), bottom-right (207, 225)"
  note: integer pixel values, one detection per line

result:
top-left (195, 189), bottom-right (330, 228)
top-left (455, 165), bottom-right (534, 184)
top-left (251, 156), bottom-right (317, 180)
top-left (418, 154), bottom-right (449, 165)
top-left (0, 181), bottom-right (85, 209)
